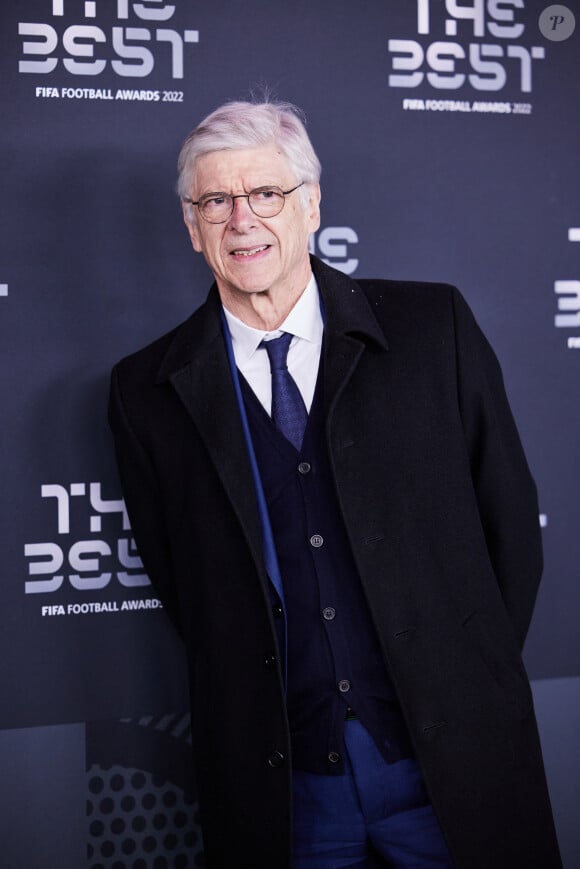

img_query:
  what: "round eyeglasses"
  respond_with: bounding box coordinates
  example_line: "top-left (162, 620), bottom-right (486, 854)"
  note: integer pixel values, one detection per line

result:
top-left (186, 182), bottom-right (304, 224)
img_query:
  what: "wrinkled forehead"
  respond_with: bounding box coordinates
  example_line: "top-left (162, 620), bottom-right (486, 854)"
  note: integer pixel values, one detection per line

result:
top-left (191, 143), bottom-right (296, 196)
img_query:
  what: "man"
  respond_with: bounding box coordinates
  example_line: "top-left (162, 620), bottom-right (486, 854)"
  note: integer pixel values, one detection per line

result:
top-left (109, 99), bottom-right (561, 868)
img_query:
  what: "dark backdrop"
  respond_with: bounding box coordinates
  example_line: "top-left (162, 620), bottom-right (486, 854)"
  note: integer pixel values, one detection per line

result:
top-left (2, 1), bottom-right (579, 865)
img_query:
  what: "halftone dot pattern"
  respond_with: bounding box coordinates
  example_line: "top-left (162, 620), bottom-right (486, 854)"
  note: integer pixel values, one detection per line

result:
top-left (87, 764), bottom-right (205, 867)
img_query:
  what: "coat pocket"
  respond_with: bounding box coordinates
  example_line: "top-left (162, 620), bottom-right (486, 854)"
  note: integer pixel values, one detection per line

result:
top-left (462, 609), bottom-right (534, 720)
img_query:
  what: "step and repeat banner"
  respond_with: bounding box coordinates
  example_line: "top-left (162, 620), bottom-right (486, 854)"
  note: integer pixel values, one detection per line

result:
top-left (2, 1), bottom-right (579, 865)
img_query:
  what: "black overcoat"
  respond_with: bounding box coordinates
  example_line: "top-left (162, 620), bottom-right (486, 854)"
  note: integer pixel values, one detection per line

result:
top-left (109, 257), bottom-right (561, 868)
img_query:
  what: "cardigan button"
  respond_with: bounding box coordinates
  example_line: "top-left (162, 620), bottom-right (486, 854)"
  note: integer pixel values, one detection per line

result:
top-left (322, 607), bottom-right (336, 621)
top-left (328, 751), bottom-right (341, 764)
top-left (338, 679), bottom-right (351, 693)
top-left (310, 534), bottom-right (324, 548)
top-left (298, 462), bottom-right (311, 474)
top-left (267, 750), bottom-right (285, 768)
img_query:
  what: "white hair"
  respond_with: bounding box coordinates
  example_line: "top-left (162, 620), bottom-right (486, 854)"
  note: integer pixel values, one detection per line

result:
top-left (177, 99), bottom-right (321, 220)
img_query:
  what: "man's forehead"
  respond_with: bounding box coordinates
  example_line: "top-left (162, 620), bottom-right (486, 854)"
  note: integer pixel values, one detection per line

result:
top-left (192, 143), bottom-right (294, 192)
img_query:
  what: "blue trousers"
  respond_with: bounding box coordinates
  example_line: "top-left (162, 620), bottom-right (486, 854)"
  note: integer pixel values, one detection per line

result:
top-left (292, 720), bottom-right (453, 868)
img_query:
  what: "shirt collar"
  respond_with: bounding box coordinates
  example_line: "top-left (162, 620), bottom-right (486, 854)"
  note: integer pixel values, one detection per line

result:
top-left (222, 273), bottom-right (322, 365)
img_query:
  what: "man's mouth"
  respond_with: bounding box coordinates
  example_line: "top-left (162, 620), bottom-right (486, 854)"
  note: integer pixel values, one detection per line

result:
top-left (230, 245), bottom-right (270, 257)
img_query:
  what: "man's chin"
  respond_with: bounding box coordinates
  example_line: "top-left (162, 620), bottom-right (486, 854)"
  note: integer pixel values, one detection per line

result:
top-left (224, 278), bottom-right (272, 297)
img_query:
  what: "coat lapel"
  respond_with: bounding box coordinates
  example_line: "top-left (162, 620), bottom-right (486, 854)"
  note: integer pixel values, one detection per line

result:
top-left (156, 287), bottom-right (267, 582)
top-left (312, 257), bottom-right (389, 427)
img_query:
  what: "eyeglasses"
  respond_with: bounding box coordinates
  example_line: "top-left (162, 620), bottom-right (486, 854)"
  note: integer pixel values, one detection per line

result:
top-left (186, 182), bottom-right (304, 224)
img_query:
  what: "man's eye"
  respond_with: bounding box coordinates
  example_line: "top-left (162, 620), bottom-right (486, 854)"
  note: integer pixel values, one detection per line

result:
top-left (254, 189), bottom-right (277, 200)
top-left (206, 195), bottom-right (228, 207)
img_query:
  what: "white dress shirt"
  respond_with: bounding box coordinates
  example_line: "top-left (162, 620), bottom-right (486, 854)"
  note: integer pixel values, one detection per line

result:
top-left (222, 274), bottom-right (323, 415)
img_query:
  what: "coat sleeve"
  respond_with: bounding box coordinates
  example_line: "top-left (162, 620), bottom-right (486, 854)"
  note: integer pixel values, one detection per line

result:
top-left (451, 287), bottom-right (543, 649)
top-left (108, 363), bottom-right (182, 635)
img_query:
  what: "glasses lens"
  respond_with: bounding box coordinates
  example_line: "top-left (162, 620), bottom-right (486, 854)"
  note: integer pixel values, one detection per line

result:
top-left (249, 187), bottom-right (285, 217)
top-left (199, 194), bottom-right (233, 223)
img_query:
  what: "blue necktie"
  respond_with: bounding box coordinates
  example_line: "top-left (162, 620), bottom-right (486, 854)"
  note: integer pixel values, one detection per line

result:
top-left (262, 332), bottom-right (308, 451)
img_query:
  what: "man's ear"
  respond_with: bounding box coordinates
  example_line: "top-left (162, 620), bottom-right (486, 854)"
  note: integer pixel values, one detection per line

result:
top-left (307, 183), bottom-right (322, 234)
top-left (182, 201), bottom-right (202, 252)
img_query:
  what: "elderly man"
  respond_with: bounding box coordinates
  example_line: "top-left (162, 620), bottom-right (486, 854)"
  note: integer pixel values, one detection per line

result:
top-left (109, 99), bottom-right (561, 868)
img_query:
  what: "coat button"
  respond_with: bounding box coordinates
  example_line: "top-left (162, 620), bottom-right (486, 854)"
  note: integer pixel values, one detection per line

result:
top-left (267, 750), bottom-right (285, 768)
top-left (272, 603), bottom-right (283, 618)
top-left (322, 606), bottom-right (336, 621)
top-left (264, 654), bottom-right (277, 667)
top-left (310, 534), bottom-right (324, 548)
top-left (298, 462), bottom-right (311, 474)
top-left (328, 751), bottom-right (341, 764)
top-left (338, 679), bottom-right (351, 693)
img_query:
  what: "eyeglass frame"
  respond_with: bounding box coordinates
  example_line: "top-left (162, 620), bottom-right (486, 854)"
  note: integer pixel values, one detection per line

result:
top-left (185, 181), bottom-right (305, 224)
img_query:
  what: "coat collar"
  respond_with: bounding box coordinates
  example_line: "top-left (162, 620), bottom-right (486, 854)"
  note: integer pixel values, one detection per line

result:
top-left (155, 286), bottom-right (223, 386)
top-left (312, 256), bottom-right (388, 352)
top-left (311, 257), bottom-right (389, 426)
top-left (155, 255), bottom-right (388, 385)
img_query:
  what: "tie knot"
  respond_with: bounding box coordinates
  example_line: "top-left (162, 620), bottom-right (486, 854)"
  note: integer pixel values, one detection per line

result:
top-left (262, 332), bottom-right (293, 371)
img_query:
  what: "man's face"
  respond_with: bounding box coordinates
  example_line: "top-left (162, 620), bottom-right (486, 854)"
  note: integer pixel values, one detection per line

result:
top-left (183, 143), bottom-right (320, 313)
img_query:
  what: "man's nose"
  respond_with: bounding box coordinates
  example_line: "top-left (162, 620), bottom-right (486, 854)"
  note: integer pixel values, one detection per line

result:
top-left (228, 195), bottom-right (257, 230)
